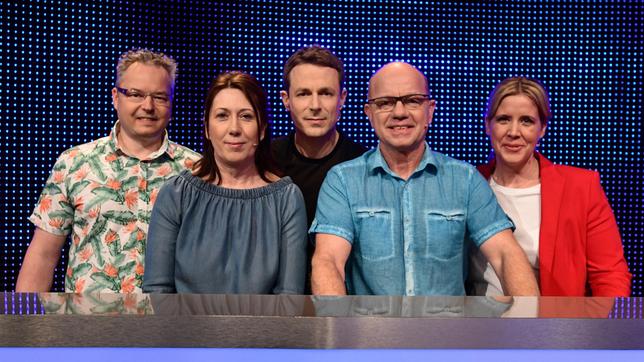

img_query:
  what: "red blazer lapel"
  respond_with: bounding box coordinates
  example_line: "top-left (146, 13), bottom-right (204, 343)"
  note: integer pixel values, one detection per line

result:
top-left (537, 153), bottom-right (565, 294)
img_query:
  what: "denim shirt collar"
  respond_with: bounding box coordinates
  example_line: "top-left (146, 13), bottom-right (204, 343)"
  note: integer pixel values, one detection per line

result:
top-left (367, 143), bottom-right (438, 178)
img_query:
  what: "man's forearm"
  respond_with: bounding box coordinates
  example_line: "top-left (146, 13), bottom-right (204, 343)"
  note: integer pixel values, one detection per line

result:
top-left (15, 247), bottom-right (60, 292)
top-left (500, 250), bottom-right (540, 296)
top-left (311, 258), bottom-right (347, 295)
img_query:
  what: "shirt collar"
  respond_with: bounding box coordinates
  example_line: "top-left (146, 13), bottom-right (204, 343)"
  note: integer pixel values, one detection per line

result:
top-left (367, 142), bottom-right (437, 177)
top-left (109, 120), bottom-right (174, 160)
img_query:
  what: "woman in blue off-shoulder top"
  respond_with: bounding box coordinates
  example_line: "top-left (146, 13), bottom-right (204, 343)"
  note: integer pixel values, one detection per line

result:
top-left (143, 71), bottom-right (307, 294)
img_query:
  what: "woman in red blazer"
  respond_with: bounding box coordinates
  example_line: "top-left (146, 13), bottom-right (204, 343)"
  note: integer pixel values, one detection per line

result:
top-left (469, 77), bottom-right (631, 297)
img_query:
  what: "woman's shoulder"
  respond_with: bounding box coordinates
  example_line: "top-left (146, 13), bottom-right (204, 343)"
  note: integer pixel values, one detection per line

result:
top-left (542, 163), bottom-right (603, 195)
top-left (537, 153), bottom-right (599, 181)
top-left (264, 176), bottom-right (304, 202)
top-left (161, 169), bottom-right (202, 190)
top-left (156, 170), bottom-right (231, 206)
top-left (264, 175), bottom-right (299, 195)
top-left (549, 163), bottom-right (599, 180)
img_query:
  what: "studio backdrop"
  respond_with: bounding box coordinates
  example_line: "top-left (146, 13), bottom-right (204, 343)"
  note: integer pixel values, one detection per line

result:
top-left (1, 1), bottom-right (642, 294)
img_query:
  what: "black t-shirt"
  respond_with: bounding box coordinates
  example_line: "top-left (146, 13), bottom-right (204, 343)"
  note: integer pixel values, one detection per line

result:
top-left (271, 131), bottom-right (368, 227)
top-left (271, 131), bottom-right (367, 294)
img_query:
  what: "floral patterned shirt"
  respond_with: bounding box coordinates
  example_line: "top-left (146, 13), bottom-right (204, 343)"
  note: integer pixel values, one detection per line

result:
top-left (29, 122), bottom-right (201, 293)
top-left (39, 292), bottom-right (153, 315)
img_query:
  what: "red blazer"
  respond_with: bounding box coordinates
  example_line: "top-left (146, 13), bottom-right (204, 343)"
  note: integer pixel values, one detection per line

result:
top-left (478, 153), bottom-right (631, 296)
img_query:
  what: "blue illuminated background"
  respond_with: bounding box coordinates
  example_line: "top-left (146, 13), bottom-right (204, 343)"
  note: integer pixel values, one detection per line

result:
top-left (2, 1), bottom-right (642, 294)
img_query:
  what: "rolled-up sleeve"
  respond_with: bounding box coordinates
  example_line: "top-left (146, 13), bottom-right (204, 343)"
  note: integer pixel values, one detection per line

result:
top-left (309, 167), bottom-right (355, 244)
top-left (466, 169), bottom-right (514, 247)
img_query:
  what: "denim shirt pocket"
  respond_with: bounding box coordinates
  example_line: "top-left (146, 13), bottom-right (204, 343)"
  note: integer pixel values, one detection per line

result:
top-left (425, 209), bottom-right (466, 260)
top-left (355, 208), bottom-right (395, 261)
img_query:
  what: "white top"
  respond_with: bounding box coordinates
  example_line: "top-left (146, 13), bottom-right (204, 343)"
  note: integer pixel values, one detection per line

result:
top-left (470, 178), bottom-right (541, 296)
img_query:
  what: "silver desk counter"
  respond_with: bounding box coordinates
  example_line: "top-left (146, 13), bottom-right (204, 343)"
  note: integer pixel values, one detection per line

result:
top-left (1, 293), bottom-right (642, 349)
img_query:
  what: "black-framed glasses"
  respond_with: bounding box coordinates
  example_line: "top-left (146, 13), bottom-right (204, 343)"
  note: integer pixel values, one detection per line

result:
top-left (115, 87), bottom-right (172, 106)
top-left (367, 94), bottom-right (432, 112)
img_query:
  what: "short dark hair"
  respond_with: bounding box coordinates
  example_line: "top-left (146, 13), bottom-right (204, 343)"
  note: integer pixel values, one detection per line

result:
top-left (283, 45), bottom-right (344, 92)
top-left (193, 71), bottom-right (279, 184)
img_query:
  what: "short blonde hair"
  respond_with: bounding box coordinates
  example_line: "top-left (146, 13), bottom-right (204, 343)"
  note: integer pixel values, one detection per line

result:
top-left (115, 48), bottom-right (177, 90)
top-left (485, 77), bottom-right (551, 126)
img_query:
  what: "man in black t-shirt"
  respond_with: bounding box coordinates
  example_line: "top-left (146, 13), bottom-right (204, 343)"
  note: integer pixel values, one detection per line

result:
top-left (273, 45), bottom-right (367, 226)
top-left (272, 45), bottom-right (367, 293)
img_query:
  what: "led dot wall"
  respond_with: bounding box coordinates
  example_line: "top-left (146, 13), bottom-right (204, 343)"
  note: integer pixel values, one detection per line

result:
top-left (2, 1), bottom-right (642, 294)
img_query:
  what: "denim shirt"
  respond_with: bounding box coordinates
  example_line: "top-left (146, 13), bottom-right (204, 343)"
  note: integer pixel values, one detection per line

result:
top-left (310, 144), bottom-right (513, 296)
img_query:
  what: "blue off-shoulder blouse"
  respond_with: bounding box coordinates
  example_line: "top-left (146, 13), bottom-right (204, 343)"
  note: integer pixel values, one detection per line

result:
top-left (143, 170), bottom-right (307, 294)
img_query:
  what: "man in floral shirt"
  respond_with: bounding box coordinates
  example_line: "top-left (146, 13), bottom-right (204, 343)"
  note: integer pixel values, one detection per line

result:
top-left (16, 49), bottom-right (200, 293)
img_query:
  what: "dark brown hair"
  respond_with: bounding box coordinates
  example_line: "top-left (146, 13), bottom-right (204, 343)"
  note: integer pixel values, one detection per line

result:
top-left (283, 45), bottom-right (344, 92)
top-left (193, 71), bottom-right (279, 184)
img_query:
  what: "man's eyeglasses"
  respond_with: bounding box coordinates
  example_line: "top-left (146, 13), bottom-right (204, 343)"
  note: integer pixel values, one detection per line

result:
top-left (116, 87), bottom-right (171, 106)
top-left (367, 94), bottom-right (433, 112)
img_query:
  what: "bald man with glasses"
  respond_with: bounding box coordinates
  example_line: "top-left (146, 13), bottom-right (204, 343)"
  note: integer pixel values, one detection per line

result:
top-left (16, 49), bottom-right (199, 293)
top-left (310, 62), bottom-right (539, 297)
